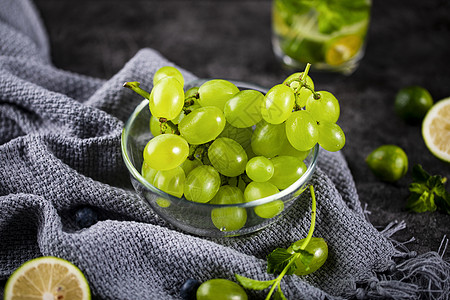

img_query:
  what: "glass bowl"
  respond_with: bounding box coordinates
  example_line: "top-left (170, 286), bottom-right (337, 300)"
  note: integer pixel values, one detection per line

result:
top-left (121, 80), bottom-right (319, 237)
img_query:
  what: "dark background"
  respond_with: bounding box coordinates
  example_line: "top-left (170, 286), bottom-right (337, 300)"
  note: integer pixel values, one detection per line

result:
top-left (32, 0), bottom-right (449, 258)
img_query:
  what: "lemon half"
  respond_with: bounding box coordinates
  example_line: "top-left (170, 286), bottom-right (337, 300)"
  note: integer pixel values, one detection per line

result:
top-left (422, 97), bottom-right (450, 162)
top-left (4, 256), bottom-right (91, 300)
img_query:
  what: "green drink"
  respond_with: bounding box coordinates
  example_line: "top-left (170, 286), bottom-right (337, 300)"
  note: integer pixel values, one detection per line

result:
top-left (272, 0), bottom-right (371, 74)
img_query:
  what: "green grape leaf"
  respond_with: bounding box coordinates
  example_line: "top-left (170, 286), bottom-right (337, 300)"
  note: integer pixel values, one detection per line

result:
top-left (267, 248), bottom-right (296, 275)
top-left (234, 274), bottom-right (275, 290)
top-left (406, 165), bottom-right (450, 214)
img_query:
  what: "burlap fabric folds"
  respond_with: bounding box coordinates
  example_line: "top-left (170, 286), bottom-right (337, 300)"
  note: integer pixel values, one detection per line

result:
top-left (0, 1), bottom-right (448, 299)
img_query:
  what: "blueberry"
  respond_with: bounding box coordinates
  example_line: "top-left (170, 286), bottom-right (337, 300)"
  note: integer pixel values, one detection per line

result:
top-left (180, 278), bottom-right (201, 300)
top-left (75, 207), bottom-right (98, 228)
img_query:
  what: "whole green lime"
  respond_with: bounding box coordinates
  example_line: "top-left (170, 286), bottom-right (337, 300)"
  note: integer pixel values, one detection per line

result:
top-left (366, 145), bottom-right (409, 182)
top-left (394, 86), bottom-right (433, 124)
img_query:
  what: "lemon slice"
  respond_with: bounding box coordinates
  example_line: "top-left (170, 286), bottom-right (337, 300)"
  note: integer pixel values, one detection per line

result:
top-left (4, 256), bottom-right (91, 300)
top-left (422, 97), bottom-right (450, 162)
top-left (325, 34), bottom-right (363, 66)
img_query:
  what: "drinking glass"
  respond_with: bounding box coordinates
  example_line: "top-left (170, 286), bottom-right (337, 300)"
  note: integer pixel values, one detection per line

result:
top-left (272, 0), bottom-right (371, 75)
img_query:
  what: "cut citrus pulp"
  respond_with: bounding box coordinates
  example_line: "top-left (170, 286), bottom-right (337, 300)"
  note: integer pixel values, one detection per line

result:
top-left (4, 256), bottom-right (91, 300)
top-left (422, 97), bottom-right (450, 162)
top-left (325, 35), bottom-right (362, 66)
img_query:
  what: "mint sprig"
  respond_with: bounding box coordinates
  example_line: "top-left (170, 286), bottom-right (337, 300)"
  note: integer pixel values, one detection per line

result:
top-left (406, 164), bottom-right (450, 214)
top-left (266, 248), bottom-right (298, 275)
top-left (235, 185), bottom-right (317, 300)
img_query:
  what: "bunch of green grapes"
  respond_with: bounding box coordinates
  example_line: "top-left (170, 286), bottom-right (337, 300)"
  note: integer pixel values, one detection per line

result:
top-left (125, 64), bottom-right (345, 232)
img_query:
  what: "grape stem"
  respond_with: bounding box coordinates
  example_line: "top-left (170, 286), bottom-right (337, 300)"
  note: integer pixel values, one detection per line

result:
top-left (188, 143), bottom-right (211, 162)
top-left (182, 106), bottom-right (194, 115)
top-left (300, 64), bottom-right (321, 100)
top-left (301, 63), bottom-right (312, 84)
top-left (287, 63), bottom-right (321, 102)
top-left (159, 118), bottom-right (180, 135)
top-left (187, 145), bottom-right (201, 161)
top-left (184, 97), bottom-right (196, 107)
top-left (123, 81), bottom-right (150, 99)
top-left (293, 185), bottom-right (316, 252)
top-left (240, 173), bottom-right (252, 185)
top-left (264, 185), bottom-right (317, 300)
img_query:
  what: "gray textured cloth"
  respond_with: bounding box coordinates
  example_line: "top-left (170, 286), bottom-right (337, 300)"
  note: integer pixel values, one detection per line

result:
top-left (0, 1), bottom-right (448, 299)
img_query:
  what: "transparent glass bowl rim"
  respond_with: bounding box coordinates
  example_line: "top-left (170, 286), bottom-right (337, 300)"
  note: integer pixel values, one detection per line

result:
top-left (121, 79), bottom-right (319, 209)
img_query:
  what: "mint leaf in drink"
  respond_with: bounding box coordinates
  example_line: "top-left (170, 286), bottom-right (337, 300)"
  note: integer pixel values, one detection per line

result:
top-left (406, 165), bottom-right (450, 214)
top-left (267, 248), bottom-right (296, 275)
top-left (317, 0), bottom-right (371, 34)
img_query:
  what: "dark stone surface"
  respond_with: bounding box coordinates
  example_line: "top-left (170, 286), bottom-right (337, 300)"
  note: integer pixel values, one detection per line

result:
top-left (32, 0), bottom-right (449, 258)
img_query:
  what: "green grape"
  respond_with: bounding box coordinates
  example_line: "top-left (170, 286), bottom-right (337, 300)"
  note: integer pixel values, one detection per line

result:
top-left (156, 197), bottom-right (171, 208)
top-left (251, 120), bottom-right (286, 158)
top-left (185, 86), bottom-right (199, 98)
top-left (196, 279), bottom-right (248, 300)
top-left (218, 122), bottom-right (253, 150)
top-left (268, 156), bottom-right (307, 190)
top-left (287, 237), bottom-right (328, 276)
top-left (153, 66), bottom-right (184, 86)
top-left (143, 134), bottom-right (189, 171)
top-left (141, 161), bottom-right (158, 184)
top-left (245, 156), bottom-right (274, 182)
top-left (149, 77), bottom-right (185, 120)
top-left (184, 165), bottom-right (221, 203)
top-left (171, 104), bottom-right (201, 125)
top-left (306, 91), bottom-right (340, 123)
top-left (208, 137), bottom-right (248, 177)
top-left (254, 199), bottom-right (284, 219)
top-left (285, 110), bottom-right (319, 151)
top-left (279, 138), bottom-right (309, 160)
top-left (198, 79), bottom-right (239, 110)
top-left (223, 90), bottom-right (264, 128)
top-left (171, 110), bottom-right (185, 125)
top-left (210, 185), bottom-right (247, 232)
top-left (153, 166), bottom-right (185, 198)
top-left (244, 182), bottom-right (283, 219)
top-left (180, 158), bottom-right (202, 177)
top-left (179, 106), bottom-right (226, 145)
top-left (318, 122), bottom-right (346, 152)
top-left (261, 84), bottom-right (295, 124)
top-left (283, 72), bottom-right (314, 107)
top-left (149, 115), bottom-right (161, 136)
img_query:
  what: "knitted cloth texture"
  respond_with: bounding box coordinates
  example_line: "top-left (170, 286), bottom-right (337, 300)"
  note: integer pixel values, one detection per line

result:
top-left (0, 1), bottom-right (448, 299)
